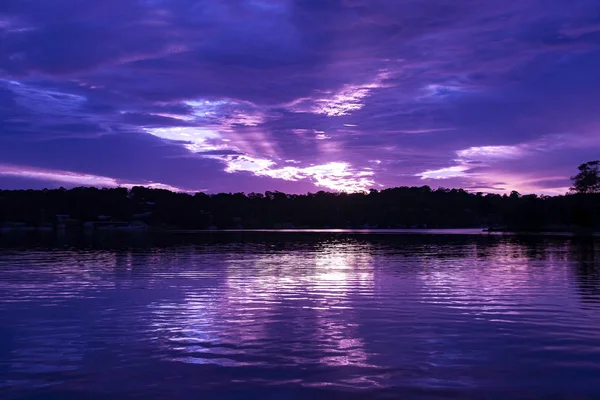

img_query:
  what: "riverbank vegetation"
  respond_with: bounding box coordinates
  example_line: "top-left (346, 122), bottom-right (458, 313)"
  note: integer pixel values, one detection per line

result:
top-left (0, 187), bottom-right (597, 231)
top-left (1, 162), bottom-right (598, 231)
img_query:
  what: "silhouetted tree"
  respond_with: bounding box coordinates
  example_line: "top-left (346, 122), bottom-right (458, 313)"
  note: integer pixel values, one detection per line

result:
top-left (571, 161), bottom-right (600, 194)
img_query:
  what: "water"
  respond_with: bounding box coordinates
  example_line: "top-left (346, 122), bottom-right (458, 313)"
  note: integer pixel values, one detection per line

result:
top-left (1, 231), bottom-right (600, 399)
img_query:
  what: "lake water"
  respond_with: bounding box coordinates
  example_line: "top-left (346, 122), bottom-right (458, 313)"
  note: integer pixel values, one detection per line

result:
top-left (1, 231), bottom-right (600, 399)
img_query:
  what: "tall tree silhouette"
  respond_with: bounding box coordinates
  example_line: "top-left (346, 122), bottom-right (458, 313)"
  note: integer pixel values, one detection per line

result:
top-left (571, 161), bottom-right (600, 194)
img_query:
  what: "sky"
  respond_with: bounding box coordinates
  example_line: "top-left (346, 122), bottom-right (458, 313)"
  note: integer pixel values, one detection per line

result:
top-left (1, 0), bottom-right (600, 195)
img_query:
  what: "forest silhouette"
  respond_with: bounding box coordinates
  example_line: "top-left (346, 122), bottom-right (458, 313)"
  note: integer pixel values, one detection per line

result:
top-left (1, 161), bottom-right (598, 231)
top-left (1, 185), bottom-right (598, 231)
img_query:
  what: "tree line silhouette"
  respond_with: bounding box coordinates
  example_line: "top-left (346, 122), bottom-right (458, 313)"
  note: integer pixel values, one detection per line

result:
top-left (0, 186), bottom-right (597, 231)
top-left (0, 161), bottom-right (598, 231)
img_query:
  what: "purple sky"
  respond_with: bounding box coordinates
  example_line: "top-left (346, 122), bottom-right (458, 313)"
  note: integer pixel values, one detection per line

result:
top-left (1, 0), bottom-right (600, 194)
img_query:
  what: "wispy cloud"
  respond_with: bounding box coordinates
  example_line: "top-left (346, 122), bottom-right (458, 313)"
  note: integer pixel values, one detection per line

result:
top-left (417, 165), bottom-right (470, 180)
top-left (0, 164), bottom-right (188, 192)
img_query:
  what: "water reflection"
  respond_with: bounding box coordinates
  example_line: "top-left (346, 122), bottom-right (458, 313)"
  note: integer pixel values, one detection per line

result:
top-left (148, 241), bottom-right (377, 376)
top-left (417, 240), bottom-right (573, 317)
top-left (1, 233), bottom-right (600, 398)
top-left (569, 237), bottom-right (600, 306)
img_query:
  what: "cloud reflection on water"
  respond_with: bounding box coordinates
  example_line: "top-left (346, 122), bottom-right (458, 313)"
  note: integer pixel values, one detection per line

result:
top-left (148, 241), bottom-right (376, 371)
top-left (1, 233), bottom-right (600, 395)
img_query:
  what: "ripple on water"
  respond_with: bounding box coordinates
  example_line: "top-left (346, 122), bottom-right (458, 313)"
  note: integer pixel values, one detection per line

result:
top-left (1, 233), bottom-right (600, 398)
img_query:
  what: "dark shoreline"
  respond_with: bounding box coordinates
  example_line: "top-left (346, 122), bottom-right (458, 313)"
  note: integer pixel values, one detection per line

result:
top-left (2, 226), bottom-right (599, 236)
top-left (484, 227), bottom-right (599, 235)
top-left (3, 187), bottom-right (600, 233)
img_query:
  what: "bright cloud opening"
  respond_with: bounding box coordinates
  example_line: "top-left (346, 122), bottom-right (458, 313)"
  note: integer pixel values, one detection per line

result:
top-left (220, 155), bottom-right (276, 173)
top-left (457, 145), bottom-right (525, 161)
top-left (417, 165), bottom-right (470, 180)
top-left (215, 156), bottom-right (375, 192)
top-left (290, 72), bottom-right (390, 117)
top-left (312, 85), bottom-right (372, 117)
top-left (144, 127), bottom-right (227, 152)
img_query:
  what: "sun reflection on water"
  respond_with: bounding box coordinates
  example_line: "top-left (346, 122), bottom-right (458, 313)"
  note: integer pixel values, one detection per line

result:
top-left (147, 241), bottom-right (377, 370)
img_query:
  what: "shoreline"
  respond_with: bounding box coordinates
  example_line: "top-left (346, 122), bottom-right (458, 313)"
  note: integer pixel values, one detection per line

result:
top-left (2, 226), bottom-right (599, 237)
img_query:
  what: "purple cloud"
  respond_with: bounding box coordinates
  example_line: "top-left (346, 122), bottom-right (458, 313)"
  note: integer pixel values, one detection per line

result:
top-left (1, 0), bottom-right (600, 194)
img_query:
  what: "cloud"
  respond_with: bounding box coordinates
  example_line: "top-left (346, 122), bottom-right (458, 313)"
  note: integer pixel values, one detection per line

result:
top-left (143, 126), bottom-right (224, 152)
top-left (417, 165), bottom-right (470, 180)
top-left (0, 163), bottom-right (188, 192)
top-left (456, 145), bottom-right (526, 162)
top-left (218, 156), bottom-right (376, 192)
top-left (1, 0), bottom-right (600, 194)
top-left (5, 80), bottom-right (86, 114)
top-left (414, 133), bottom-right (596, 194)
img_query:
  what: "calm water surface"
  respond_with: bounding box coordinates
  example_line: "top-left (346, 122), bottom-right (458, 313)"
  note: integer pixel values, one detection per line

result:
top-left (1, 232), bottom-right (600, 399)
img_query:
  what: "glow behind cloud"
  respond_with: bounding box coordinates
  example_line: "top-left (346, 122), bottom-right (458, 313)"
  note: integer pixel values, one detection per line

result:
top-left (1, 0), bottom-right (600, 194)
